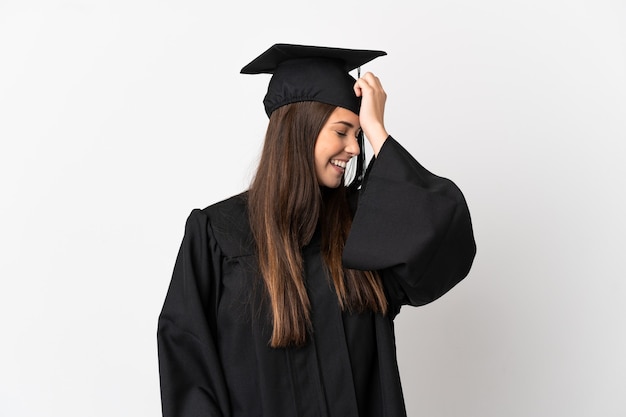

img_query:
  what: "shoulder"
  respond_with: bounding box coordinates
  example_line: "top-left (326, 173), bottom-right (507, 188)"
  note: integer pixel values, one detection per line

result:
top-left (198, 192), bottom-right (254, 257)
top-left (203, 191), bottom-right (249, 220)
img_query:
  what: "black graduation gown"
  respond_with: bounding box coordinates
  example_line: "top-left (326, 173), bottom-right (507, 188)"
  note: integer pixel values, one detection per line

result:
top-left (157, 137), bottom-right (476, 417)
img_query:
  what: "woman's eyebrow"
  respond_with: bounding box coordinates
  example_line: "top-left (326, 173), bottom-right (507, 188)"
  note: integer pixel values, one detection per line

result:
top-left (332, 121), bottom-right (356, 128)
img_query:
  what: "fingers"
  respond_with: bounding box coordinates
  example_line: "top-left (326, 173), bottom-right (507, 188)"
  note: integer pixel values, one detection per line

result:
top-left (354, 71), bottom-right (387, 121)
top-left (353, 74), bottom-right (361, 97)
top-left (353, 72), bottom-right (386, 98)
top-left (353, 72), bottom-right (389, 156)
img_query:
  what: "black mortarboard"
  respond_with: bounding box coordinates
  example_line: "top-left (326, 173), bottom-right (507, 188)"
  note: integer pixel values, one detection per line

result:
top-left (241, 43), bottom-right (387, 117)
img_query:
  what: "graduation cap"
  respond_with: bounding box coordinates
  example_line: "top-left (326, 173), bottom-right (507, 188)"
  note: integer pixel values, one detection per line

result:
top-left (241, 43), bottom-right (387, 117)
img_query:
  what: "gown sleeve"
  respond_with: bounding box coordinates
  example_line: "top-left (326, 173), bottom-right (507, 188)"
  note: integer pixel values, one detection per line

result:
top-left (342, 137), bottom-right (476, 315)
top-left (157, 209), bottom-right (231, 417)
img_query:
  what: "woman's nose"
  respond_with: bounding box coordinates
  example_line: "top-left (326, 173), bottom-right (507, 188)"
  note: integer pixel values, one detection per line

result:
top-left (345, 135), bottom-right (361, 156)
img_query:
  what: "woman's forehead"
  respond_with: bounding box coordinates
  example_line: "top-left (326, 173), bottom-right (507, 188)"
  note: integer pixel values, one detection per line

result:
top-left (328, 107), bottom-right (360, 126)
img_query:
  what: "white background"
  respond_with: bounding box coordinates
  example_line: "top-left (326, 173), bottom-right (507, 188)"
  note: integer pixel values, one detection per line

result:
top-left (1, 0), bottom-right (625, 416)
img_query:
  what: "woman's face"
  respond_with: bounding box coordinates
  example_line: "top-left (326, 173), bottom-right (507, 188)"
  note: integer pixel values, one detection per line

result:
top-left (314, 107), bottom-right (361, 188)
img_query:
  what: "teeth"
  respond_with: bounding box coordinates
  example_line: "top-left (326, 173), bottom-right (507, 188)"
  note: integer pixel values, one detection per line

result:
top-left (331, 159), bottom-right (347, 169)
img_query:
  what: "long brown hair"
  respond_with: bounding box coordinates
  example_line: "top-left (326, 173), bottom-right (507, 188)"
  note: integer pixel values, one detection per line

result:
top-left (248, 101), bottom-right (387, 348)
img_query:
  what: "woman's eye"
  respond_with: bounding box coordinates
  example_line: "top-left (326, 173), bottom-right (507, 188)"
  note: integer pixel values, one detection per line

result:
top-left (336, 131), bottom-right (347, 137)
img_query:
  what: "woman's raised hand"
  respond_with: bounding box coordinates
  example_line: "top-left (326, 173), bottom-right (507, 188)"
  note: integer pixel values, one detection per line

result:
top-left (353, 72), bottom-right (389, 156)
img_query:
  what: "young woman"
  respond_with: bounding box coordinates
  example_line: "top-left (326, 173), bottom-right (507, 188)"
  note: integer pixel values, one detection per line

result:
top-left (157, 44), bottom-right (476, 417)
